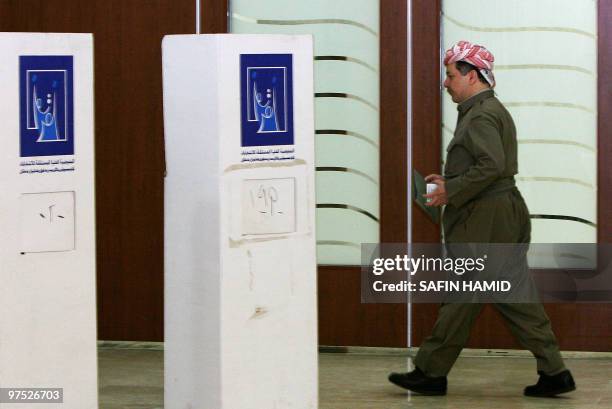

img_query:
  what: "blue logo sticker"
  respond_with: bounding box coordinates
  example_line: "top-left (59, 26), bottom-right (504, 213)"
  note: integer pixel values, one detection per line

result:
top-left (240, 54), bottom-right (294, 147)
top-left (20, 56), bottom-right (74, 157)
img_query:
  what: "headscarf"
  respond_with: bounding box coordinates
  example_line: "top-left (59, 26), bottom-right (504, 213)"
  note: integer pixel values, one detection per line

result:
top-left (444, 41), bottom-right (496, 87)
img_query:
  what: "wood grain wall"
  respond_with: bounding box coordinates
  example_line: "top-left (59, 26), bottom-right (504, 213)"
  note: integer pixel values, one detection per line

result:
top-left (0, 0), bottom-right (196, 341)
top-left (410, 0), bottom-right (444, 348)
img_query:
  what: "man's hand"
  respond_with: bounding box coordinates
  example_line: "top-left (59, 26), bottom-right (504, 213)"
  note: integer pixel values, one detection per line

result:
top-left (424, 174), bottom-right (444, 183)
top-left (423, 174), bottom-right (448, 207)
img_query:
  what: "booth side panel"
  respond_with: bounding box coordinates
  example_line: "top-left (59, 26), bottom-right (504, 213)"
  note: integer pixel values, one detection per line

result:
top-left (163, 36), bottom-right (222, 409)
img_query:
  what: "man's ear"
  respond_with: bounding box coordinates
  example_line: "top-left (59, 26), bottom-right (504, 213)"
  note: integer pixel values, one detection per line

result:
top-left (468, 69), bottom-right (478, 85)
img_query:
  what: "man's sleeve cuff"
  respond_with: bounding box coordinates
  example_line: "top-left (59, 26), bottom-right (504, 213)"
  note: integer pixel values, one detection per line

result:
top-left (445, 177), bottom-right (467, 208)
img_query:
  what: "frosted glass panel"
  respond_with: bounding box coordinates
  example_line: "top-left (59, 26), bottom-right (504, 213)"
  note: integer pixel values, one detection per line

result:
top-left (231, 0), bottom-right (380, 265)
top-left (441, 0), bottom-right (597, 249)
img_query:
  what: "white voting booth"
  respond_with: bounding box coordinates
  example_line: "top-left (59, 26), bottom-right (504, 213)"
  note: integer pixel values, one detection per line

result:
top-left (0, 34), bottom-right (97, 408)
top-left (163, 35), bottom-right (318, 408)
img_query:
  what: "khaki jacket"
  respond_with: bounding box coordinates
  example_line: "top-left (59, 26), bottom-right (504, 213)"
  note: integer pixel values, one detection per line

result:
top-left (443, 89), bottom-right (530, 243)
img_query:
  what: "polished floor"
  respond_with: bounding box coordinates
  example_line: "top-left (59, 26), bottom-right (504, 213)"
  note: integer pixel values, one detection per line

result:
top-left (99, 344), bottom-right (612, 408)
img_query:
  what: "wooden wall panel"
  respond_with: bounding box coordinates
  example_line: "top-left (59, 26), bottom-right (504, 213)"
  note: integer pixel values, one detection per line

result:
top-left (410, 0), bottom-right (443, 347)
top-left (464, 304), bottom-right (612, 352)
top-left (202, 0), bottom-right (228, 33)
top-left (0, 0), bottom-right (196, 341)
top-left (318, 266), bottom-right (406, 347)
top-left (93, 0), bottom-right (195, 342)
top-left (380, 0), bottom-right (408, 245)
top-left (599, 0), bottom-right (612, 243)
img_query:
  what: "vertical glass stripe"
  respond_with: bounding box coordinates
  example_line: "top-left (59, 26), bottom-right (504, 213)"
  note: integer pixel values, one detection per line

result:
top-left (406, 0), bottom-right (413, 349)
top-left (196, 0), bottom-right (201, 34)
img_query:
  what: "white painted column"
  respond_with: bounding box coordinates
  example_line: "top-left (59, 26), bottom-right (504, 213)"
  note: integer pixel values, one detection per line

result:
top-left (163, 34), bottom-right (317, 409)
top-left (0, 33), bottom-right (97, 409)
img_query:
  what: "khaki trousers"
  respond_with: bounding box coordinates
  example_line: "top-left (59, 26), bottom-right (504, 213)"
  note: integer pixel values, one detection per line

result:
top-left (414, 302), bottom-right (566, 377)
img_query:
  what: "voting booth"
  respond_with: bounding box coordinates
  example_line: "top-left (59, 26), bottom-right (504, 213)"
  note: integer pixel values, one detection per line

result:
top-left (0, 33), bottom-right (97, 408)
top-left (163, 35), bottom-right (317, 408)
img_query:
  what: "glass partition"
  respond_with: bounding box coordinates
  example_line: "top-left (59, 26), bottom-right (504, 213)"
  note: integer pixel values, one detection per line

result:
top-left (441, 0), bottom-right (597, 265)
top-left (230, 1), bottom-right (380, 265)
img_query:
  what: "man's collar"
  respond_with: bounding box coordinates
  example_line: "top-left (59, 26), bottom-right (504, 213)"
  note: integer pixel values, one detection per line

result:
top-left (457, 88), bottom-right (494, 113)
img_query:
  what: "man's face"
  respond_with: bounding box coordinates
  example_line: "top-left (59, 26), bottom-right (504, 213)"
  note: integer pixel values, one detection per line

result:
top-left (444, 63), bottom-right (471, 103)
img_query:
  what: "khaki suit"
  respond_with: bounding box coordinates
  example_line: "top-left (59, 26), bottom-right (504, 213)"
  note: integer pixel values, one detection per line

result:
top-left (414, 89), bottom-right (566, 377)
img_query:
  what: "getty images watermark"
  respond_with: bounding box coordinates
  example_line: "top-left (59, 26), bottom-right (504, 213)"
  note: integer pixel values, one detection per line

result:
top-left (370, 252), bottom-right (512, 293)
top-left (361, 243), bottom-right (612, 303)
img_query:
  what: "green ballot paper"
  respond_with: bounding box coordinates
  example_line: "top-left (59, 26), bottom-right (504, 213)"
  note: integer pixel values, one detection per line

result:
top-left (413, 169), bottom-right (440, 224)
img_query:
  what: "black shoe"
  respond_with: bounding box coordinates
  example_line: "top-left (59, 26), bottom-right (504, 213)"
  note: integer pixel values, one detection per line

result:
top-left (388, 367), bottom-right (447, 396)
top-left (524, 370), bottom-right (576, 397)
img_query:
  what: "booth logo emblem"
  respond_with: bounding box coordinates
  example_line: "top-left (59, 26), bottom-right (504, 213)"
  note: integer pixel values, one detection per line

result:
top-left (240, 54), bottom-right (294, 147)
top-left (20, 56), bottom-right (74, 157)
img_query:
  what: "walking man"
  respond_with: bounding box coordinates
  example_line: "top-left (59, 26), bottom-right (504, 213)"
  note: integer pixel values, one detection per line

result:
top-left (388, 41), bottom-right (576, 397)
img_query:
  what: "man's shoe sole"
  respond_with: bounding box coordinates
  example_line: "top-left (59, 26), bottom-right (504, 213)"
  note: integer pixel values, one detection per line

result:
top-left (524, 384), bottom-right (576, 397)
top-left (406, 388), bottom-right (447, 396)
top-left (388, 379), bottom-right (446, 396)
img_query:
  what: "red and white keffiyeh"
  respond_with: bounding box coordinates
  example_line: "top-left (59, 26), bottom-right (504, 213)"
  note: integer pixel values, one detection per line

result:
top-left (444, 41), bottom-right (496, 87)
